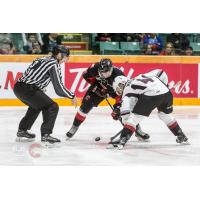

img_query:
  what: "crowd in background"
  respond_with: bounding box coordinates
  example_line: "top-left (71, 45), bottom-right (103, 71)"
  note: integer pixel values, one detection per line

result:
top-left (0, 33), bottom-right (62, 55)
top-left (95, 33), bottom-right (193, 56)
top-left (0, 33), bottom-right (196, 56)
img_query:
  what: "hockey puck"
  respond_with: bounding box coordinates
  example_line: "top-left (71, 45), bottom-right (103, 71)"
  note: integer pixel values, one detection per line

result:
top-left (95, 137), bottom-right (101, 142)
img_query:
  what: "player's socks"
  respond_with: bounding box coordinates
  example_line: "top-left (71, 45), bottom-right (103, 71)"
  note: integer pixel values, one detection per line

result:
top-left (168, 122), bottom-right (188, 143)
top-left (66, 111), bottom-right (87, 139)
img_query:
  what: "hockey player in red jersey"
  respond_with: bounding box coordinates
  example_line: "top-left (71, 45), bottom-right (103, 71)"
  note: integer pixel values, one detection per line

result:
top-left (109, 74), bottom-right (188, 149)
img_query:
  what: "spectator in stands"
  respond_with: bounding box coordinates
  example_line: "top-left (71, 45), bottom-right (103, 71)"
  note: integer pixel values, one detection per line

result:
top-left (42, 33), bottom-right (62, 54)
top-left (0, 33), bottom-right (11, 43)
top-left (95, 33), bottom-right (112, 41)
top-left (167, 33), bottom-right (190, 53)
top-left (160, 42), bottom-right (175, 56)
top-left (125, 34), bottom-right (135, 41)
top-left (124, 33), bottom-right (146, 42)
top-left (0, 33), bottom-right (16, 54)
top-left (185, 46), bottom-right (193, 56)
top-left (31, 41), bottom-right (42, 54)
top-left (143, 33), bottom-right (163, 55)
top-left (0, 42), bottom-right (16, 54)
top-left (22, 33), bottom-right (43, 54)
top-left (144, 44), bottom-right (153, 55)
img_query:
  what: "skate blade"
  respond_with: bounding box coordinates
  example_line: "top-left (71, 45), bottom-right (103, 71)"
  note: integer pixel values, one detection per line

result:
top-left (65, 136), bottom-right (72, 141)
top-left (16, 137), bottom-right (35, 142)
top-left (136, 137), bottom-right (150, 142)
top-left (41, 142), bottom-right (61, 148)
top-left (106, 143), bottom-right (118, 149)
top-left (180, 141), bottom-right (190, 145)
top-left (117, 145), bottom-right (124, 150)
top-left (106, 143), bottom-right (124, 150)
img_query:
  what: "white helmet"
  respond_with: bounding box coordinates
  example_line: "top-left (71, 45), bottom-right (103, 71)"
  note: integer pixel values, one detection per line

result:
top-left (113, 76), bottom-right (129, 96)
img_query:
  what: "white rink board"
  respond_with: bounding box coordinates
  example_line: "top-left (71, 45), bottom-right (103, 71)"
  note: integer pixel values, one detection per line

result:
top-left (0, 106), bottom-right (199, 165)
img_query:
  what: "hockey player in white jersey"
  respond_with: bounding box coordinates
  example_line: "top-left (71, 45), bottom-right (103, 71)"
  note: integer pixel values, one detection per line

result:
top-left (109, 69), bottom-right (168, 141)
top-left (143, 69), bottom-right (168, 85)
top-left (110, 73), bottom-right (188, 149)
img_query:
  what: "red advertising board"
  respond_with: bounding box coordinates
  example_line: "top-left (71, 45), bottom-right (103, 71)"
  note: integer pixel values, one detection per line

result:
top-left (65, 62), bottom-right (198, 98)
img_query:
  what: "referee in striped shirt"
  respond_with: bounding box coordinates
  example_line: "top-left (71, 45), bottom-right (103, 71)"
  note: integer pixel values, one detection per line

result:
top-left (14, 45), bottom-right (77, 144)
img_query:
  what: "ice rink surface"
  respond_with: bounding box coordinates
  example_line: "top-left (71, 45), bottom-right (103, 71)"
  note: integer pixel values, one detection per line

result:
top-left (0, 106), bottom-right (199, 166)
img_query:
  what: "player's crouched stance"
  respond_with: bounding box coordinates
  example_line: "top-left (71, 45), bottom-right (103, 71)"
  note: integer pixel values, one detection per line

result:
top-left (109, 75), bottom-right (188, 150)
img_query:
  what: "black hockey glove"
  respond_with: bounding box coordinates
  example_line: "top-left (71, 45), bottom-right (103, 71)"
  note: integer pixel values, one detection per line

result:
top-left (111, 103), bottom-right (121, 120)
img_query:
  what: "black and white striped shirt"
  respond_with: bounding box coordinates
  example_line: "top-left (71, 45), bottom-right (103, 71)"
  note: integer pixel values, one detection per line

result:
top-left (18, 56), bottom-right (74, 99)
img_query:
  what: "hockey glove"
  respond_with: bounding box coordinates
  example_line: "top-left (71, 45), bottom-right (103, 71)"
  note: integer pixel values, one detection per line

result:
top-left (111, 103), bottom-right (121, 120)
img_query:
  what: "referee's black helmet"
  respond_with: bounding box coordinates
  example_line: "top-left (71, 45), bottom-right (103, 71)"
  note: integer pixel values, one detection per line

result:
top-left (52, 45), bottom-right (70, 57)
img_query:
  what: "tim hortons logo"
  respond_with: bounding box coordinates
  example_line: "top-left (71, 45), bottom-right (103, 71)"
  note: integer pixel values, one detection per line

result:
top-left (68, 67), bottom-right (192, 94)
top-left (69, 68), bottom-right (90, 92)
top-left (168, 80), bottom-right (192, 94)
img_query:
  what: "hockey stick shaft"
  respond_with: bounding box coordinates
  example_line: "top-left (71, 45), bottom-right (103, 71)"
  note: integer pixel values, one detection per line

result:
top-left (105, 97), bottom-right (114, 110)
top-left (110, 130), bottom-right (122, 141)
top-left (105, 98), bottom-right (123, 141)
top-left (105, 98), bottom-right (123, 126)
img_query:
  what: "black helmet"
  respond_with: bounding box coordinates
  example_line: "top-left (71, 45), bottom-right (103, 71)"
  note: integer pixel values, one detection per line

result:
top-left (98, 58), bottom-right (113, 73)
top-left (52, 45), bottom-right (70, 57)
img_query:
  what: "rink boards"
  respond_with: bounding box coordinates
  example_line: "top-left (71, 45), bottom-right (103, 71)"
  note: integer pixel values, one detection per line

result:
top-left (0, 55), bottom-right (200, 106)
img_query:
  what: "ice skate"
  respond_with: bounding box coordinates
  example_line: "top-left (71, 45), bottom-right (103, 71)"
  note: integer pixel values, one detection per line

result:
top-left (16, 129), bottom-right (36, 142)
top-left (116, 137), bottom-right (128, 150)
top-left (135, 125), bottom-right (150, 142)
top-left (107, 135), bottom-right (130, 150)
top-left (107, 138), bottom-right (121, 149)
top-left (176, 132), bottom-right (188, 144)
top-left (66, 125), bottom-right (79, 140)
top-left (41, 134), bottom-right (61, 146)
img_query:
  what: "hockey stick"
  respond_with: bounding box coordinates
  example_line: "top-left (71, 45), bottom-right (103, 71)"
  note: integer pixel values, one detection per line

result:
top-left (105, 98), bottom-right (123, 126)
top-left (110, 130), bottom-right (122, 141)
top-left (105, 98), bottom-right (123, 141)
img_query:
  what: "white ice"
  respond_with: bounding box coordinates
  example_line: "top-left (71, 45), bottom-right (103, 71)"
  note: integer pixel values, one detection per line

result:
top-left (0, 106), bottom-right (200, 165)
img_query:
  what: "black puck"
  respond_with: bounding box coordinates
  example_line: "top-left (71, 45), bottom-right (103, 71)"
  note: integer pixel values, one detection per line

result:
top-left (95, 137), bottom-right (101, 142)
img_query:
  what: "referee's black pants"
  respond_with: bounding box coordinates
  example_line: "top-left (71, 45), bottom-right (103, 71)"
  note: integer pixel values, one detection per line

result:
top-left (13, 82), bottom-right (59, 136)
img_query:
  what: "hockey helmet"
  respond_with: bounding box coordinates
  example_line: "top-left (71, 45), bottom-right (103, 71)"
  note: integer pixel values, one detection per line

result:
top-left (98, 58), bottom-right (113, 78)
top-left (52, 45), bottom-right (70, 57)
top-left (113, 76), bottom-right (129, 96)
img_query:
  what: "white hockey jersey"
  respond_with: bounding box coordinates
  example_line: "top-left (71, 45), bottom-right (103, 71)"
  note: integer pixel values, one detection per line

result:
top-left (120, 73), bottom-right (169, 122)
top-left (123, 74), bottom-right (169, 97)
top-left (143, 69), bottom-right (168, 85)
